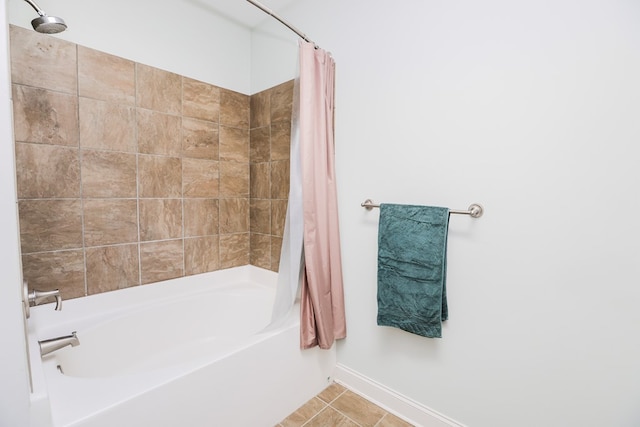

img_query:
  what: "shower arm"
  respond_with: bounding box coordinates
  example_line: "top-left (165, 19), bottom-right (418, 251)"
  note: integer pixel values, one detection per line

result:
top-left (22, 0), bottom-right (46, 16)
top-left (245, 0), bottom-right (318, 48)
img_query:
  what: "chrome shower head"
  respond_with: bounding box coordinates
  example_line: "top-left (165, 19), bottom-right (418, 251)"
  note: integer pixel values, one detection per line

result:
top-left (31, 15), bottom-right (67, 34)
top-left (22, 0), bottom-right (67, 34)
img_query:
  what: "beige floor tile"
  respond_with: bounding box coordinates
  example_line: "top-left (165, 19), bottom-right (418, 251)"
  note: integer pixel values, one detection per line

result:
top-left (330, 390), bottom-right (387, 427)
top-left (305, 407), bottom-right (359, 427)
top-left (279, 383), bottom-right (417, 427)
top-left (377, 413), bottom-right (415, 427)
top-left (281, 397), bottom-right (327, 427)
top-left (317, 382), bottom-right (347, 404)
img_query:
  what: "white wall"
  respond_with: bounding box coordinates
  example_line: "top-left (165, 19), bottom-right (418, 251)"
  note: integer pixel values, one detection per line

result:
top-left (250, 17), bottom-right (298, 93)
top-left (253, 1), bottom-right (640, 426)
top-left (7, 0), bottom-right (253, 94)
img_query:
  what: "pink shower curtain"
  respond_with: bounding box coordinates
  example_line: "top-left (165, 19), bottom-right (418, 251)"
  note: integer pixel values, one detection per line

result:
top-left (298, 41), bottom-right (346, 349)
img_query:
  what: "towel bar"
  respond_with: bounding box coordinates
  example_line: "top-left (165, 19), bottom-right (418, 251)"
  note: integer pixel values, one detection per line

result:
top-left (361, 199), bottom-right (484, 218)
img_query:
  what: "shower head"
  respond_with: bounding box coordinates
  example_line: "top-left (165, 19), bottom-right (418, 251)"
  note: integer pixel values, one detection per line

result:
top-left (31, 15), bottom-right (67, 34)
top-left (22, 0), bottom-right (67, 34)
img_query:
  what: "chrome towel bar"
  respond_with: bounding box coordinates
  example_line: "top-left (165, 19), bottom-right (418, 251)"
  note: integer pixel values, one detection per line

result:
top-left (361, 199), bottom-right (484, 218)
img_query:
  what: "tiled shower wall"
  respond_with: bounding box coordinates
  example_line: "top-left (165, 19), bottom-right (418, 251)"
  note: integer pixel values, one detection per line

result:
top-left (249, 81), bottom-right (292, 271)
top-left (10, 25), bottom-right (291, 299)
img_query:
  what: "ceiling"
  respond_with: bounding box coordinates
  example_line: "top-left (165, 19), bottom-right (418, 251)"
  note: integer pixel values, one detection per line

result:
top-left (200, 0), bottom-right (301, 29)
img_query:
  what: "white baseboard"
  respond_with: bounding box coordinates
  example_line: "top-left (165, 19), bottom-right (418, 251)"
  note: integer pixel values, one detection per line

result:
top-left (332, 364), bottom-right (465, 427)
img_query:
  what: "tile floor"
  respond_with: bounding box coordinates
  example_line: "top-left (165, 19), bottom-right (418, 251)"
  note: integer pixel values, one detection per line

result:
top-left (277, 382), bottom-right (414, 427)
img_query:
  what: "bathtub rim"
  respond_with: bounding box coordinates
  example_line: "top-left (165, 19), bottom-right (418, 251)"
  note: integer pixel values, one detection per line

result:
top-left (26, 265), bottom-right (288, 426)
top-left (28, 265), bottom-right (277, 338)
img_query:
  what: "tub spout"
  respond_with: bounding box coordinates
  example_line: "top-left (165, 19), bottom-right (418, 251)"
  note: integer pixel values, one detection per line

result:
top-left (39, 331), bottom-right (79, 357)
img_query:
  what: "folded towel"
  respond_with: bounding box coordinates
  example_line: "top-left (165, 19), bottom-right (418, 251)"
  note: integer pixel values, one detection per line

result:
top-left (377, 203), bottom-right (450, 338)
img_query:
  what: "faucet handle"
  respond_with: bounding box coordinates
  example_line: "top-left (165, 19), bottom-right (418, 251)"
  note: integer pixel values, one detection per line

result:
top-left (27, 288), bottom-right (62, 311)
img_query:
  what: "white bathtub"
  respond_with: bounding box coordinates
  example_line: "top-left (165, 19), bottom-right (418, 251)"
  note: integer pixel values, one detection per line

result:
top-left (27, 266), bottom-right (336, 427)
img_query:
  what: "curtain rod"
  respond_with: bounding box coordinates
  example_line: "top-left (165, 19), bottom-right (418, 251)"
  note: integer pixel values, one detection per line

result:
top-left (245, 0), bottom-right (318, 48)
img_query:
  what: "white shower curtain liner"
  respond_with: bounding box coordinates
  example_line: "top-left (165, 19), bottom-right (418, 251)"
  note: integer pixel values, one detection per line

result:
top-left (270, 50), bottom-right (303, 326)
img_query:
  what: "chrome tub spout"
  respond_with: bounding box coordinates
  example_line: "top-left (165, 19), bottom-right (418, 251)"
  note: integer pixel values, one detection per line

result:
top-left (39, 332), bottom-right (79, 357)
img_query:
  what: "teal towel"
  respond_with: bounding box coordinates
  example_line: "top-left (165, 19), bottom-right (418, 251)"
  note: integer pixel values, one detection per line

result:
top-left (377, 204), bottom-right (450, 338)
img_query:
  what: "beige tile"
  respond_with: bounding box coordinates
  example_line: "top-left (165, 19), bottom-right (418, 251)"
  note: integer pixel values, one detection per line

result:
top-left (18, 200), bottom-right (83, 253)
top-left (271, 199), bottom-right (287, 237)
top-left (184, 199), bottom-right (218, 237)
top-left (83, 199), bottom-right (138, 247)
top-left (219, 126), bottom-right (249, 162)
top-left (280, 397), bottom-right (326, 427)
top-left (81, 150), bottom-right (137, 198)
top-left (219, 198), bottom-right (249, 234)
top-left (9, 25), bottom-right (77, 94)
top-left (219, 161), bottom-right (249, 197)
top-left (12, 85), bottom-right (78, 146)
top-left (250, 89), bottom-right (270, 129)
top-left (250, 126), bottom-right (270, 163)
top-left (305, 407), bottom-right (359, 427)
top-left (317, 383), bottom-right (347, 404)
top-left (79, 97), bottom-right (136, 152)
top-left (250, 162), bottom-right (270, 199)
top-left (183, 158), bottom-right (219, 198)
top-left (220, 88), bottom-right (249, 128)
top-left (138, 155), bottom-right (182, 198)
top-left (271, 120), bottom-right (291, 160)
top-left (250, 233), bottom-right (271, 270)
top-left (22, 250), bottom-right (85, 300)
top-left (183, 77), bottom-right (220, 121)
top-left (271, 160), bottom-right (290, 199)
top-left (184, 236), bottom-right (219, 275)
top-left (15, 142), bottom-right (80, 198)
top-left (377, 413), bottom-right (415, 427)
top-left (78, 46), bottom-right (135, 105)
top-left (331, 390), bottom-right (387, 427)
top-left (86, 244), bottom-right (140, 294)
top-left (219, 233), bottom-right (249, 269)
top-left (137, 109), bottom-right (182, 156)
top-left (139, 199), bottom-right (182, 241)
top-left (12, 38), bottom-right (303, 301)
top-left (136, 63), bottom-right (182, 115)
top-left (270, 80), bottom-right (294, 123)
top-left (250, 199), bottom-right (271, 235)
top-left (182, 117), bottom-right (218, 160)
top-left (271, 236), bottom-right (283, 272)
top-left (140, 240), bottom-right (184, 284)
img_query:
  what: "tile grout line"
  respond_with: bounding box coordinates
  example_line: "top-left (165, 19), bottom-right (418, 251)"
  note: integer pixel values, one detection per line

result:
top-left (325, 385), bottom-right (395, 427)
top-left (373, 413), bottom-right (390, 427)
top-left (299, 399), bottom-right (330, 427)
top-left (134, 62), bottom-right (143, 288)
top-left (327, 404), bottom-right (369, 427)
top-left (180, 75), bottom-right (185, 277)
top-left (298, 387), bottom-right (356, 427)
top-left (75, 43), bottom-right (88, 297)
top-left (283, 383), bottom-right (410, 427)
top-left (296, 387), bottom-right (345, 427)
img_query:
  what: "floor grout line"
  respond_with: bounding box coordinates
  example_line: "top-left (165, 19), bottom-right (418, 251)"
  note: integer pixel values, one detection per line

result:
top-left (292, 396), bottom-right (329, 427)
top-left (329, 405), bottom-right (365, 427)
top-left (282, 382), bottom-right (410, 427)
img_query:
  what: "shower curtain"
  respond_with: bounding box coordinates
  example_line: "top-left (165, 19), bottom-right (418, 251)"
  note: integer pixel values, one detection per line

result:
top-left (298, 41), bottom-right (346, 350)
top-left (271, 41), bottom-right (346, 350)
